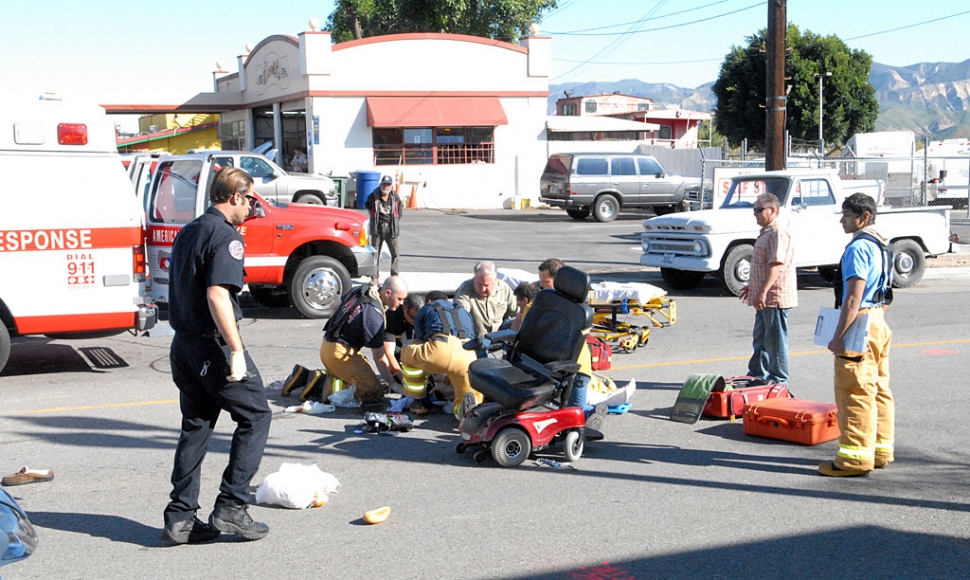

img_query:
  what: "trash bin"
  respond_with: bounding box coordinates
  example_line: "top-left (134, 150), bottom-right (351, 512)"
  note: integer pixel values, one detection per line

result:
top-left (354, 170), bottom-right (382, 209)
top-left (331, 176), bottom-right (349, 208)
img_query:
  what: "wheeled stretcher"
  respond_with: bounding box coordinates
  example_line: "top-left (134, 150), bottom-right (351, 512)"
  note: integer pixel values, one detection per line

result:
top-left (588, 282), bottom-right (676, 352)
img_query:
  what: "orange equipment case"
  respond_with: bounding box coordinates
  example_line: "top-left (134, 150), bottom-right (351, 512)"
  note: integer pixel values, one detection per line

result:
top-left (702, 377), bottom-right (790, 419)
top-left (742, 398), bottom-right (840, 446)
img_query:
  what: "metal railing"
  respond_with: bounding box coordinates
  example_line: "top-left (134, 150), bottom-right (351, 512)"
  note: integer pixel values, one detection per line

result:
top-left (373, 143), bottom-right (494, 166)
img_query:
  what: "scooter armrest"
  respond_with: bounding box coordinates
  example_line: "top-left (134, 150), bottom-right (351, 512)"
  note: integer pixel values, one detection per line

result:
top-left (545, 361), bottom-right (581, 376)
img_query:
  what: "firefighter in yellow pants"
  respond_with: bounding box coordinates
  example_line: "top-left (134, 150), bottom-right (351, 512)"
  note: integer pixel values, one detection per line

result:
top-left (401, 334), bottom-right (480, 419)
top-left (832, 307), bottom-right (893, 472)
top-left (821, 193), bottom-right (894, 477)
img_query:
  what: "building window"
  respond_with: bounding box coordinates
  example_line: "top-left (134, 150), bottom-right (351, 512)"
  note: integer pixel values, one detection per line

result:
top-left (561, 104), bottom-right (577, 116)
top-left (584, 101), bottom-right (598, 114)
top-left (659, 125), bottom-right (672, 140)
top-left (637, 102), bottom-right (651, 111)
top-left (373, 127), bottom-right (494, 165)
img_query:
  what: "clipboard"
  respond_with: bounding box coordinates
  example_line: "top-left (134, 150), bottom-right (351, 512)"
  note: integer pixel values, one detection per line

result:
top-left (813, 307), bottom-right (870, 353)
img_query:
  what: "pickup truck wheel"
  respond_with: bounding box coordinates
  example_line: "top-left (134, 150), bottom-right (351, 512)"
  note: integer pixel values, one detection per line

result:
top-left (289, 256), bottom-right (352, 319)
top-left (720, 244), bottom-right (753, 296)
top-left (0, 324), bottom-right (10, 374)
top-left (295, 193), bottom-right (325, 205)
top-left (890, 239), bottom-right (925, 288)
top-left (660, 268), bottom-right (705, 290)
top-left (653, 205), bottom-right (676, 216)
top-left (592, 194), bottom-right (619, 223)
top-left (249, 286), bottom-right (291, 308)
top-left (566, 208), bottom-right (590, 220)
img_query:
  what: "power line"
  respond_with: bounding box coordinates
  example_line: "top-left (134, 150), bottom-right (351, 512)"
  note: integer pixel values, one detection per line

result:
top-left (549, 1), bottom-right (765, 36)
top-left (553, 57), bottom-right (722, 66)
top-left (552, 0), bottom-right (671, 82)
top-left (546, 0), bottom-right (732, 34)
top-left (846, 8), bottom-right (970, 41)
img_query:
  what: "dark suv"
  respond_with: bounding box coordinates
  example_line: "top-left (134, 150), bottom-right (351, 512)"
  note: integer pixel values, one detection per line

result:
top-left (538, 152), bottom-right (701, 222)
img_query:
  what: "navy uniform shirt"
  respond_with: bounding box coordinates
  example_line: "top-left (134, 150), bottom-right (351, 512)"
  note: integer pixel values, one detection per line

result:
top-left (169, 205), bottom-right (245, 336)
top-left (327, 285), bottom-right (387, 350)
top-left (383, 306), bottom-right (413, 343)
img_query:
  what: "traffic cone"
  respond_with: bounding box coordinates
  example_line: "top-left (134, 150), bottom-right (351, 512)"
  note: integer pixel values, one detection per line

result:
top-left (407, 184), bottom-right (418, 209)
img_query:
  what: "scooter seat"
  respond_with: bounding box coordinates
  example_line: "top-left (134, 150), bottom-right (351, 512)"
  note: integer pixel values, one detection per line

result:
top-left (468, 357), bottom-right (557, 411)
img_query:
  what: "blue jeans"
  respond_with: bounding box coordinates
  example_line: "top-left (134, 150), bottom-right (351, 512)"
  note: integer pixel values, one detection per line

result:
top-left (747, 307), bottom-right (791, 383)
top-left (567, 373), bottom-right (593, 416)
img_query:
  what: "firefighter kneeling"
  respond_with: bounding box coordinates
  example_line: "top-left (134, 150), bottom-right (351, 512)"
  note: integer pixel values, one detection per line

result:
top-left (400, 298), bottom-right (481, 419)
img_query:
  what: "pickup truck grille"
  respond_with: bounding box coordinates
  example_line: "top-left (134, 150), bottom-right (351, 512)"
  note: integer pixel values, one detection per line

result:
top-left (644, 238), bottom-right (697, 254)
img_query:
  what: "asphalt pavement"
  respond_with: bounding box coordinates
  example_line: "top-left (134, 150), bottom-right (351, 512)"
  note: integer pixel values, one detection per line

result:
top-left (2, 208), bottom-right (969, 580)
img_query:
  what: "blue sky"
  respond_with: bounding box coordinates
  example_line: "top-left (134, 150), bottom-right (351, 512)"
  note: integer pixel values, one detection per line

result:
top-left (5, 0), bottom-right (969, 130)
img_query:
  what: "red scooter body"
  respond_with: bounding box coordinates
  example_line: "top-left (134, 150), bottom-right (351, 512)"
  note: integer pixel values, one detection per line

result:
top-left (458, 402), bottom-right (586, 467)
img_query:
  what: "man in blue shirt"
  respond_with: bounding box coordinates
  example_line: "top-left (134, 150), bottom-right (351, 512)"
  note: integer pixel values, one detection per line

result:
top-left (819, 193), bottom-right (894, 477)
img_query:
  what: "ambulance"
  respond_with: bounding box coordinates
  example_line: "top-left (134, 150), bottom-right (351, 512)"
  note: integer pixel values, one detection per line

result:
top-left (0, 96), bottom-right (156, 373)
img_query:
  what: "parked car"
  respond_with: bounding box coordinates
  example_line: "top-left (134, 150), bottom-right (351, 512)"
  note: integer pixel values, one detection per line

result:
top-left (539, 152), bottom-right (702, 222)
top-left (201, 151), bottom-right (338, 206)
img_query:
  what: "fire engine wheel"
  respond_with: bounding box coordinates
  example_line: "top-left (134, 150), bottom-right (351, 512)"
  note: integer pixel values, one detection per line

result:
top-left (592, 194), bottom-right (619, 223)
top-left (491, 428), bottom-right (532, 467)
top-left (566, 208), bottom-right (590, 220)
top-left (289, 256), bottom-right (351, 319)
top-left (720, 243), bottom-right (753, 297)
top-left (0, 324), bottom-right (10, 374)
top-left (563, 430), bottom-right (584, 462)
top-left (890, 239), bottom-right (925, 289)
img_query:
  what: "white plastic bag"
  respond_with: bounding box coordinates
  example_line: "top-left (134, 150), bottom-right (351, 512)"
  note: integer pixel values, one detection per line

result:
top-left (329, 385), bottom-right (359, 408)
top-left (255, 463), bottom-right (341, 509)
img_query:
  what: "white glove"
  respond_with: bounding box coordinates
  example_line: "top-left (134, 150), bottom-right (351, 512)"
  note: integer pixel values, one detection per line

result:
top-left (229, 350), bottom-right (248, 382)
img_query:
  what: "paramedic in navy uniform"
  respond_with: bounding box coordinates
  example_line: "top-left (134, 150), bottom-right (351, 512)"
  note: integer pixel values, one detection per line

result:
top-left (162, 167), bottom-right (272, 545)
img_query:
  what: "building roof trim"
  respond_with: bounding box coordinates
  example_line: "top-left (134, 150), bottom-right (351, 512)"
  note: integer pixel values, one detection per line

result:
top-left (247, 34), bottom-right (300, 58)
top-left (333, 32), bottom-right (528, 55)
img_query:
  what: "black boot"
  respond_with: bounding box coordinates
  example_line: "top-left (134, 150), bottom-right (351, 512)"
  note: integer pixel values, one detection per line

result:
top-left (209, 504), bottom-right (269, 541)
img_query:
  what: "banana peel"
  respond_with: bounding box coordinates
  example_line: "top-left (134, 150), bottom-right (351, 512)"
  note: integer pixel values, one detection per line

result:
top-left (363, 506), bottom-right (391, 524)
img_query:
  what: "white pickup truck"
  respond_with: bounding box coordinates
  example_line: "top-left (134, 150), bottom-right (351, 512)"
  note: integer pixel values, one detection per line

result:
top-left (640, 169), bottom-right (952, 295)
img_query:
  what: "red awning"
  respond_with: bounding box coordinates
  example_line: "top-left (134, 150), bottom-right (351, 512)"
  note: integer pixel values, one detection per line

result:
top-left (366, 97), bottom-right (508, 127)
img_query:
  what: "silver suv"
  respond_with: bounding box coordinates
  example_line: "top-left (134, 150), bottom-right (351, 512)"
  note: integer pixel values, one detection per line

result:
top-left (207, 151), bottom-right (337, 206)
top-left (539, 152), bottom-right (701, 222)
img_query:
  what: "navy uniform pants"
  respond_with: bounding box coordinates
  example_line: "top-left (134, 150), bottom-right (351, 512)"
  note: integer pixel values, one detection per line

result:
top-left (163, 334), bottom-right (272, 526)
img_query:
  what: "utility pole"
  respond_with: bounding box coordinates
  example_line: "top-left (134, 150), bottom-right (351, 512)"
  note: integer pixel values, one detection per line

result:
top-left (765, 0), bottom-right (786, 171)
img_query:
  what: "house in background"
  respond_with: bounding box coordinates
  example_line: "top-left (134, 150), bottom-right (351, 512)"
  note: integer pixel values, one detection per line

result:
top-left (554, 92), bottom-right (710, 149)
top-left (116, 113), bottom-right (219, 154)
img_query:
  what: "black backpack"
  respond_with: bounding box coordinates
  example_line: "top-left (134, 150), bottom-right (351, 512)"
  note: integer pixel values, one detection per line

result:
top-left (833, 233), bottom-right (894, 308)
top-left (427, 299), bottom-right (474, 339)
top-left (323, 285), bottom-right (376, 341)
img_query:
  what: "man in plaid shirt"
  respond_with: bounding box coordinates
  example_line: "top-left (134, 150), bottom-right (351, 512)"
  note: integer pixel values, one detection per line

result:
top-left (739, 192), bottom-right (797, 385)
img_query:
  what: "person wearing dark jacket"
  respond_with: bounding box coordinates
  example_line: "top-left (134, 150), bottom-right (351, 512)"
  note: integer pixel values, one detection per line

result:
top-left (366, 175), bottom-right (403, 276)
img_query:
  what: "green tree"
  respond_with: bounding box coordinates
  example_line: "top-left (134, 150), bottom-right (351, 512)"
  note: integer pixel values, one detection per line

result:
top-left (326, 0), bottom-right (557, 44)
top-left (712, 24), bottom-right (878, 150)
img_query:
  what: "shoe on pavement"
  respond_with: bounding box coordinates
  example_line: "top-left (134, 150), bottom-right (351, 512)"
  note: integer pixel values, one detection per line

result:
top-left (818, 461), bottom-right (869, 477)
top-left (585, 427), bottom-right (605, 441)
top-left (746, 378), bottom-right (774, 387)
top-left (409, 397), bottom-right (431, 415)
top-left (281, 364), bottom-right (310, 396)
top-left (874, 457), bottom-right (894, 469)
top-left (2, 466), bottom-right (54, 486)
top-left (208, 504), bottom-right (269, 541)
top-left (586, 403), bottom-right (608, 432)
top-left (162, 516), bottom-right (221, 545)
top-left (298, 370), bottom-right (326, 402)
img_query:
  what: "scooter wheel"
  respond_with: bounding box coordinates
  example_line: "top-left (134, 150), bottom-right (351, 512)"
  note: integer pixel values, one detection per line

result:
top-left (563, 430), bottom-right (584, 462)
top-left (472, 450), bottom-right (488, 463)
top-left (456, 443), bottom-right (468, 454)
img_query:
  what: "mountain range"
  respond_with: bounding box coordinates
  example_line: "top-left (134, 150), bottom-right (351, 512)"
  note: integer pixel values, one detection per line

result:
top-left (550, 58), bottom-right (970, 142)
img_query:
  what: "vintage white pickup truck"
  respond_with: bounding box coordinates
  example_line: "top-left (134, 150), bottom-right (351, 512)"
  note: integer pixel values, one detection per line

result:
top-left (639, 169), bottom-right (952, 295)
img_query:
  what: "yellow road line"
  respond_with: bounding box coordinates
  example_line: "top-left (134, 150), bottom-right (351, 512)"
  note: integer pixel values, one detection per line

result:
top-left (7, 339), bottom-right (968, 414)
top-left (609, 338), bottom-right (970, 371)
top-left (9, 399), bottom-right (178, 416)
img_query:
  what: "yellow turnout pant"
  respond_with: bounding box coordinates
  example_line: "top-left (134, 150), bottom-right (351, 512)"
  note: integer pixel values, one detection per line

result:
top-left (401, 334), bottom-right (480, 417)
top-left (833, 307), bottom-right (894, 471)
top-left (319, 339), bottom-right (384, 403)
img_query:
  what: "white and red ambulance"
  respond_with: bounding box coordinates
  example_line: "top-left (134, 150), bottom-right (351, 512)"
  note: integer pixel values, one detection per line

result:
top-left (0, 96), bottom-right (156, 373)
